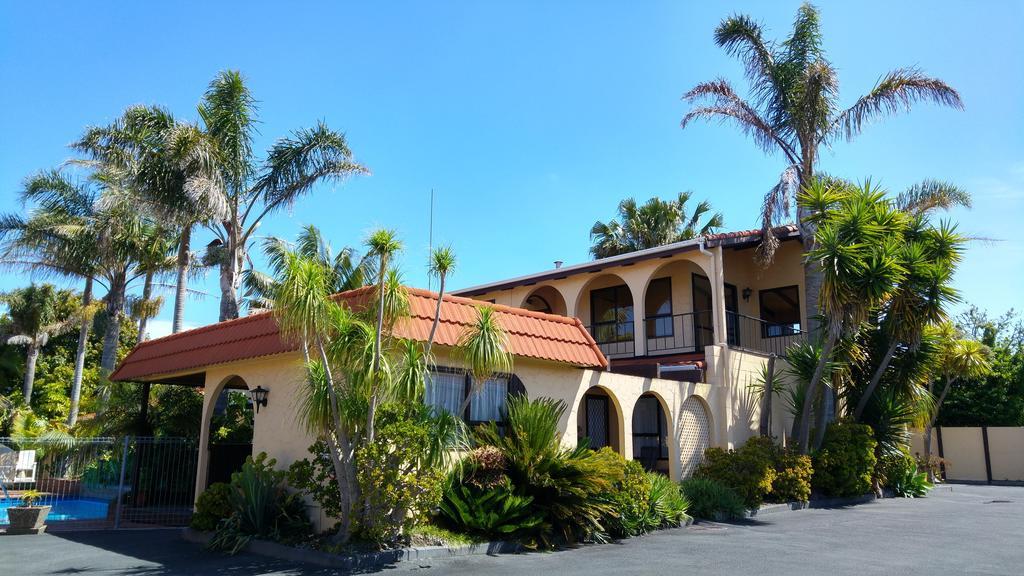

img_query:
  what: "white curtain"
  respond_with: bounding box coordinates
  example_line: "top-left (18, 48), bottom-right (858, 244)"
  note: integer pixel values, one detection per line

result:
top-left (469, 377), bottom-right (508, 422)
top-left (425, 371), bottom-right (465, 416)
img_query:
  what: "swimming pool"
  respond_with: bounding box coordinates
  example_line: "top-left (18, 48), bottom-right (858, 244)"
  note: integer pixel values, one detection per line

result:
top-left (0, 497), bottom-right (110, 523)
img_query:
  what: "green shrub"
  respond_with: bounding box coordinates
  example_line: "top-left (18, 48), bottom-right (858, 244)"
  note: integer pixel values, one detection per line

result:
top-left (695, 436), bottom-right (776, 509)
top-left (599, 449), bottom-right (655, 538)
top-left (191, 482), bottom-right (233, 532)
top-left (680, 477), bottom-right (746, 520)
top-left (356, 404), bottom-right (445, 544)
top-left (473, 396), bottom-right (625, 548)
top-left (879, 450), bottom-right (932, 498)
top-left (287, 440), bottom-right (341, 522)
top-left (770, 451), bottom-right (813, 503)
top-left (812, 422), bottom-right (877, 498)
top-left (438, 479), bottom-right (544, 539)
top-left (208, 453), bottom-right (313, 554)
top-left (647, 472), bottom-right (690, 527)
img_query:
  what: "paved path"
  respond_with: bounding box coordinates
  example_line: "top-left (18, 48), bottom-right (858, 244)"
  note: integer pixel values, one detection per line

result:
top-left (2, 484), bottom-right (1021, 575)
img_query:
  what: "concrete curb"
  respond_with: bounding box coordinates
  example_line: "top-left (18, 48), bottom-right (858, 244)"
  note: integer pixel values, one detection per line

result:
top-left (182, 528), bottom-right (522, 569)
top-left (745, 494), bottom-right (876, 518)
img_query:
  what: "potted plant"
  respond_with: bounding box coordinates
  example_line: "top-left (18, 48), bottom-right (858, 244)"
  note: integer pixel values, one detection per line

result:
top-left (7, 490), bottom-right (51, 534)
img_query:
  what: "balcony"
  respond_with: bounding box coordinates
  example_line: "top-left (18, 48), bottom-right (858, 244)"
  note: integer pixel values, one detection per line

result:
top-left (644, 311), bottom-right (713, 355)
top-left (724, 311), bottom-right (806, 356)
top-left (586, 320), bottom-right (635, 359)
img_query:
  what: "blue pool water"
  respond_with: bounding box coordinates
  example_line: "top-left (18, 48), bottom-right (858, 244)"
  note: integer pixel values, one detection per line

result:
top-left (0, 497), bottom-right (110, 523)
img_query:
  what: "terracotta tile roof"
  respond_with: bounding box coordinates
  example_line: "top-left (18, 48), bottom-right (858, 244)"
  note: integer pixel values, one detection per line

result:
top-left (110, 286), bottom-right (607, 382)
top-left (454, 225), bottom-right (800, 297)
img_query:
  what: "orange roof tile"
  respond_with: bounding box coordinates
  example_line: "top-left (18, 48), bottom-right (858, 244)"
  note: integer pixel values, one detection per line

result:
top-left (110, 286), bottom-right (607, 382)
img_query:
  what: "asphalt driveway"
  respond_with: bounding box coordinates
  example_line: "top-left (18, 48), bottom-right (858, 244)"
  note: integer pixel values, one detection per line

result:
top-left (1, 484), bottom-right (1021, 576)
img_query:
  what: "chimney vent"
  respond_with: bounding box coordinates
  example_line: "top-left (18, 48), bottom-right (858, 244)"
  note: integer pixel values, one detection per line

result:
top-left (554, 260), bottom-right (563, 269)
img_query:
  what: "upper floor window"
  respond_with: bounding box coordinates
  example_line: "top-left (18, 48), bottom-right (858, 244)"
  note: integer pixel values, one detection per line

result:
top-left (424, 368), bottom-right (519, 427)
top-left (759, 286), bottom-right (801, 337)
top-left (645, 277), bottom-right (673, 338)
top-left (590, 284), bottom-right (634, 343)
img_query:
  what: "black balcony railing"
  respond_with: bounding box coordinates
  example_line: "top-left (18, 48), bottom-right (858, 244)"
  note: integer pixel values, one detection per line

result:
top-left (586, 320), bottom-right (635, 358)
top-left (725, 311), bottom-right (806, 356)
top-left (644, 311), bottom-right (713, 355)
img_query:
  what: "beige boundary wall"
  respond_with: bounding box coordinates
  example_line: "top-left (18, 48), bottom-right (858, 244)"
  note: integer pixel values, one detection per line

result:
top-left (910, 427), bottom-right (1024, 484)
top-left (186, 342), bottom-right (791, 528)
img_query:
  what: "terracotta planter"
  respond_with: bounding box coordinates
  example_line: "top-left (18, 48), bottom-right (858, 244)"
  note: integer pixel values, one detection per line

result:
top-left (6, 505), bottom-right (51, 534)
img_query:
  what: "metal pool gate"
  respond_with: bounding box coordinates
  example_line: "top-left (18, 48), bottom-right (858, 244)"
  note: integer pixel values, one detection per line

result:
top-left (0, 436), bottom-right (198, 530)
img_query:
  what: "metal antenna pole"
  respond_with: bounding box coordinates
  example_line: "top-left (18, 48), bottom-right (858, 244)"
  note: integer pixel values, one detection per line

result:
top-left (428, 188), bottom-right (434, 291)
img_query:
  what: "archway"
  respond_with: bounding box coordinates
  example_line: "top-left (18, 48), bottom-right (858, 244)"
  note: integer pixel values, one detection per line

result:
top-left (520, 285), bottom-right (568, 316)
top-left (632, 392), bottom-right (671, 474)
top-left (574, 273), bottom-right (635, 358)
top-left (641, 258), bottom-right (717, 355)
top-left (576, 386), bottom-right (624, 454)
top-left (204, 375), bottom-right (254, 487)
top-left (677, 395), bottom-right (713, 478)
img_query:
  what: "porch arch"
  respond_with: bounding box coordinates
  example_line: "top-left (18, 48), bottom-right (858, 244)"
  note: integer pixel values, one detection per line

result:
top-left (576, 385), bottom-right (625, 456)
top-left (195, 374), bottom-right (254, 498)
top-left (631, 391), bottom-right (676, 477)
top-left (575, 273), bottom-right (635, 359)
top-left (520, 285), bottom-right (568, 316)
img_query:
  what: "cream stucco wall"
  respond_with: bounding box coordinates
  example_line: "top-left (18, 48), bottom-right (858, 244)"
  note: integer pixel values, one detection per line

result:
top-left (910, 427), bottom-right (1024, 483)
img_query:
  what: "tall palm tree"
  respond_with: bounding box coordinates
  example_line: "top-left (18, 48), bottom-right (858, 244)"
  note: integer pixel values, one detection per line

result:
top-left (796, 179), bottom-right (907, 452)
top-left (193, 71), bottom-right (370, 321)
top-left (425, 246), bottom-right (456, 358)
top-left (364, 229), bottom-right (402, 442)
top-left (922, 322), bottom-right (991, 481)
top-left (0, 284), bottom-right (80, 405)
top-left (589, 191), bottom-right (724, 258)
top-left (682, 3), bottom-right (962, 326)
top-left (75, 105), bottom-right (225, 335)
top-left (457, 306), bottom-right (513, 415)
top-left (242, 224), bottom-right (369, 312)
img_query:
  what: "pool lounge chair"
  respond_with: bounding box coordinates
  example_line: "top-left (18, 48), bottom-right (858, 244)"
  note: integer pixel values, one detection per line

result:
top-left (0, 448), bottom-right (36, 485)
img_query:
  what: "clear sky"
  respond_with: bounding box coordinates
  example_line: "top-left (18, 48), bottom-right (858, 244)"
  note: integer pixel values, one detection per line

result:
top-left (1, 1), bottom-right (1022, 337)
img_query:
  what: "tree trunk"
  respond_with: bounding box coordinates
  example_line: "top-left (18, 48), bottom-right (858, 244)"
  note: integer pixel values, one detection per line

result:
top-left (797, 327), bottom-right (839, 454)
top-left (137, 271), bottom-right (154, 345)
top-left (367, 256), bottom-right (389, 444)
top-left (100, 274), bottom-right (128, 375)
top-left (218, 223), bottom-right (242, 322)
top-left (924, 377), bottom-right (954, 482)
top-left (813, 382), bottom-right (834, 450)
top-left (67, 277), bottom-right (93, 427)
top-left (314, 339), bottom-right (356, 544)
top-left (424, 273), bottom-right (446, 358)
top-left (853, 340), bottom-right (900, 420)
top-left (21, 341), bottom-right (39, 405)
top-left (173, 225), bottom-right (192, 334)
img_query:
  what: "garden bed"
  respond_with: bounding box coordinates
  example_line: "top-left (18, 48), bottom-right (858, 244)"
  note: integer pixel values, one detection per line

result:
top-left (182, 527), bottom-right (523, 570)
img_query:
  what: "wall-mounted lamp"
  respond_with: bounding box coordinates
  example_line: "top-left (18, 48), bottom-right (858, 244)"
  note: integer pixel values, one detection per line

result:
top-left (742, 287), bottom-right (752, 302)
top-left (249, 386), bottom-right (269, 414)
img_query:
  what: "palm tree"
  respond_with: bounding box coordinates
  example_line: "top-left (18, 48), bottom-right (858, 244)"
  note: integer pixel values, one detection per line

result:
top-left (196, 71), bottom-right (370, 321)
top-left (922, 322), bottom-right (991, 481)
top-left (364, 229), bottom-right (402, 442)
top-left (425, 246), bottom-right (456, 357)
top-left (795, 179), bottom-right (907, 452)
top-left (130, 224), bottom-right (177, 344)
top-left (75, 105), bottom-right (225, 335)
top-left (457, 306), bottom-right (513, 415)
top-left (0, 284), bottom-right (80, 405)
top-left (682, 3), bottom-right (962, 326)
top-left (242, 224), bottom-right (369, 312)
top-left (589, 191), bottom-right (724, 258)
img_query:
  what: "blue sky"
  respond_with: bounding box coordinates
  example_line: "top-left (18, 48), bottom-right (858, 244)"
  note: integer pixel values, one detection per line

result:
top-left (1, 1), bottom-right (1022, 337)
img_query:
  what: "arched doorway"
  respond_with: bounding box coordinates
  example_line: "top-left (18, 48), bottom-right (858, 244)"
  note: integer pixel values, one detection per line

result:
top-left (205, 376), bottom-right (254, 487)
top-left (576, 386), bottom-right (623, 454)
top-left (521, 285), bottom-right (568, 316)
top-left (677, 395), bottom-right (712, 478)
top-left (632, 393), bottom-right (670, 474)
